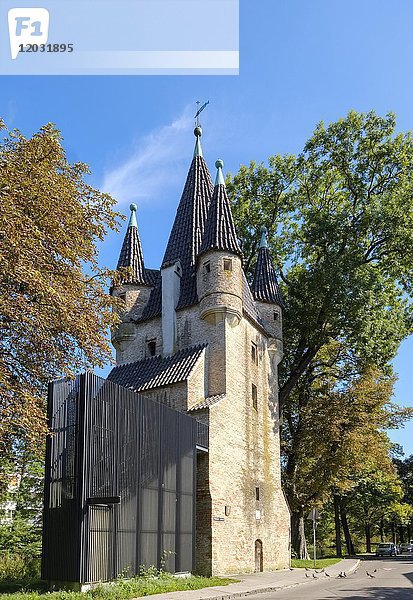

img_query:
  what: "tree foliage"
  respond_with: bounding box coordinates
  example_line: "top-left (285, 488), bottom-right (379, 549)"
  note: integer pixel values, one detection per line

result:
top-left (282, 361), bottom-right (410, 555)
top-left (228, 110), bottom-right (413, 407)
top-left (228, 110), bottom-right (413, 555)
top-left (0, 121), bottom-right (123, 462)
top-left (394, 454), bottom-right (413, 506)
top-left (282, 364), bottom-right (404, 509)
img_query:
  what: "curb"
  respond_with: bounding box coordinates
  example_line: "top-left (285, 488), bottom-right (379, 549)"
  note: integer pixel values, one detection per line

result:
top-left (176, 559), bottom-right (362, 600)
top-left (346, 559), bottom-right (361, 575)
top-left (187, 581), bottom-right (313, 600)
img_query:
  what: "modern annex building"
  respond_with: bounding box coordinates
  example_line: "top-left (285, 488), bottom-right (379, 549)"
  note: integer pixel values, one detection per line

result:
top-left (108, 126), bottom-right (291, 575)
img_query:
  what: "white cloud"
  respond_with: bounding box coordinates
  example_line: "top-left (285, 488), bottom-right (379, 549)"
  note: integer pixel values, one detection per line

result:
top-left (101, 105), bottom-right (195, 206)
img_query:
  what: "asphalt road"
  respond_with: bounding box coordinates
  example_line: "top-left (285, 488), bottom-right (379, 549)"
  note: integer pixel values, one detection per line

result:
top-left (247, 555), bottom-right (413, 600)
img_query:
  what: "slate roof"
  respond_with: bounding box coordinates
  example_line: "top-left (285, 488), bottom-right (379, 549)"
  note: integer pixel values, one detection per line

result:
top-left (199, 181), bottom-right (242, 257)
top-left (118, 136), bottom-right (274, 333)
top-left (242, 272), bottom-right (266, 330)
top-left (139, 279), bottom-right (162, 321)
top-left (107, 344), bottom-right (206, 392)
top-left (144, 268), bottom-right (160, 287)
top-left (251, 245), bottom-right (283, 306)
top-left (162, 155), bottom-right (214, 310)
top-left (116, 212), bottom-right (158, 287)
top-left (188, 394), bottom-right (225, 411)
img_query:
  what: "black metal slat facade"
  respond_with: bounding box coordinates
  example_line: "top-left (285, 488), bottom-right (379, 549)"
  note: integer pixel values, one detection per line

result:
top-left (42, 372), bottom-right (208, 584)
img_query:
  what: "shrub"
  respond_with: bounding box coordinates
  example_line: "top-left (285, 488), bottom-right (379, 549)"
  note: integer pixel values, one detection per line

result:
top-left (0, 551), bottom-right (40, 582)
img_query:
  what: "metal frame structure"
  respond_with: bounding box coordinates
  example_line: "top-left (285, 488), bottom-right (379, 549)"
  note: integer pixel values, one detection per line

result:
top-left (42, 372), bottom-right (208, 585)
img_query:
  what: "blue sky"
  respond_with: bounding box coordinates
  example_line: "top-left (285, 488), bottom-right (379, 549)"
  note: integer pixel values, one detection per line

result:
top-left (2, 0), bottom-right (412, 453)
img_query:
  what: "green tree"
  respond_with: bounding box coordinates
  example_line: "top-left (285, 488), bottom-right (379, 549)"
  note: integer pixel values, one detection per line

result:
top-left (0, 120), bottom-right (123, 472)
top-left (393, 454), bottom-right (413, 540)
top-left (228, 110), bottom-right (413, 408)
top-left (394, 455), bottom-right (413, 505)
top-left (228, 110), bottom-right (413, 556)
top-left (344, 467), bottom-right (403, 552)
top-left (282, 361), bottom-right (409, 557)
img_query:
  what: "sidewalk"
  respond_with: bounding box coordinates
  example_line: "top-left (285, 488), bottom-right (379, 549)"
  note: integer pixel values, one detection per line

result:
top-left (134, 558), bottom-right (360, 600)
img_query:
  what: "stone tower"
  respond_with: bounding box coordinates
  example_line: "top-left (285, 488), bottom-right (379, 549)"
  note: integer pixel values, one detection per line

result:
top-left (109, 127), bottom-right (290, 575)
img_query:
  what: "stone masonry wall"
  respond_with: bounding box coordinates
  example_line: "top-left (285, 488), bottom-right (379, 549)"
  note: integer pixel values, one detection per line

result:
top-left (112, 264), bottom-right (290, 576)
top-left (116, 317), bottom-right (163, 365)
top-left (197, 250), bottom-right (243, 323)
top-left (203, 316), bottom-right (290, 575)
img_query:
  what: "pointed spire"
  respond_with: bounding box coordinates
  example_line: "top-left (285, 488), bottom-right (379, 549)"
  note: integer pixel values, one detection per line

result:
top-left (116, 203), bottom-right (148, 285)
top-left (161, 131), bottom-right (214, 308)
top-left (193, 126), bottom-right (203, 158)
top-left (199, 159), bottom-right (242, 257)
top-left (251, 227), bottom-right (283, 305)
top-left (260, 225), bottom-right (268, 248)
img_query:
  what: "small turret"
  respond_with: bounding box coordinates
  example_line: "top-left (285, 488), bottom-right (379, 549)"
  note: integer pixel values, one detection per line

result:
top-left (252, 226), bottom-right (283, 361)
top-left (197, 159), bottom-right (243, 326)
top-left (111, 203), bottom-right (155, 356)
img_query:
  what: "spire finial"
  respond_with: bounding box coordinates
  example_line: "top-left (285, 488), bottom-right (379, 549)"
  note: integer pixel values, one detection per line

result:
top-left (194, 100), bottom-right (209, 128)
top-left (193, 125), bottom-right (203, 158)
top-left (260, 225), bottom-right (268, 248)
top-left (193, 100), bottom-right (209, 158)
top-left (128, 203), bottom-right (138, 227)
top-left (215, 159), bottom-right (225, 185)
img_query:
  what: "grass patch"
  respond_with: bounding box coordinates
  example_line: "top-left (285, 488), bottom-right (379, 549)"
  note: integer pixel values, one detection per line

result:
top-left (291, 558), bottom-right (341, 569)
top-left (0, 573), bottom-right (236, 600)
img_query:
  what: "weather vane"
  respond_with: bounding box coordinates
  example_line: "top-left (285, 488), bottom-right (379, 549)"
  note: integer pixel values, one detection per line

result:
top-left (194, 100), bottom-right (209, 127)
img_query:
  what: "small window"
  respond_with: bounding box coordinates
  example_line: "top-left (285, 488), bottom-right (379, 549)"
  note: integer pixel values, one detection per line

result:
top-left (147, 339), bottom-right (156, 357)
top-left (251, 343), bottom-right (258, 365)
top-left (255, 487), bottom-right (260, 501)
top-left (203, 261), bottom-right (211, 274)
top-left (273, 311), bottom-right (279, 321)
top-left (252, 384), bottom-right (258, 410)
top-left (223, 258), bottom-right (232, 272)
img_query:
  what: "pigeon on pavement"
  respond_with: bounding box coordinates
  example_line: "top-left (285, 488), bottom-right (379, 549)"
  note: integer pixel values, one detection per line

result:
top-left (366, 571), bottom-right (375, 578)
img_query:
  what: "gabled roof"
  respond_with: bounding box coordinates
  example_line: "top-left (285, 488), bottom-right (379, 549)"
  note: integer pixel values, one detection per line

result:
top-left (199, 160), bottom-right (242, 258)
top-left (251, 227), bottom-right (283, 306)
top-left (116, 204), bottom-right (154, 286)
top-left (107, 344), bottom-right (206, 392)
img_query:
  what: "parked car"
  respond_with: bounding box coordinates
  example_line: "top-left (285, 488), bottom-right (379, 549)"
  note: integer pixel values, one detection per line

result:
top-left (399, 542), bottom-right (413, 553)
top-left (376, 542), bottom-right (398, 556)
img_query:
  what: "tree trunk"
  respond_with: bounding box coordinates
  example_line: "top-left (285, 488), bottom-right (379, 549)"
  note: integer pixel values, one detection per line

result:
top-left (279, 346), bottom-right (320, 409)
top-left (379, 517), bottom-right (384, 542)
top-left (391, 522), bottom-right (396, 544)
top-left (365, 523), bottom-right (372, 553)
top-left (333, 495), bottom-right (343, 557)
top-left (292, 510), bottom-right (310, 559)
top-left (398, 526), bottom-right (404, 544)
top-left (340, 502), bottom-right (355, 556)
